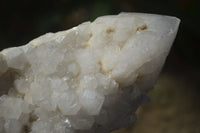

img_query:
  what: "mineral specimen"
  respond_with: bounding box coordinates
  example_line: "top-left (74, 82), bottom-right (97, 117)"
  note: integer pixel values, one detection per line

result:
top-left (0, 13), bottom-right (180, 133)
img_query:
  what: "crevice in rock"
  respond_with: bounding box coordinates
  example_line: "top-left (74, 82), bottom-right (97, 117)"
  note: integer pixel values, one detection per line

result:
top-left (0, 69), bottom-right (20, 96)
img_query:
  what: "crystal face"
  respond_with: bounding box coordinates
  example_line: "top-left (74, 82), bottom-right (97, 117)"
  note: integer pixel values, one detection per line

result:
top-left (0, 13), bottom-right (180, 133)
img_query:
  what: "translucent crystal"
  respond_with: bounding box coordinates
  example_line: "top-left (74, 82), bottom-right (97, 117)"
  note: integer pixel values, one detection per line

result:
top-left (0, 13), bottom-right (180, 133)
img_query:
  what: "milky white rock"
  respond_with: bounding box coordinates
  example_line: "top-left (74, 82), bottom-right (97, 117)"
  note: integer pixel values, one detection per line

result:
top-left (0, 13), bottom-right (180, 133)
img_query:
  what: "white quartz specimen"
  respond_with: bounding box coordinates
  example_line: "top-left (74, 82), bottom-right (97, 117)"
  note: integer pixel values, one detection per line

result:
top-left (0, 13), bottom-right (180, 133)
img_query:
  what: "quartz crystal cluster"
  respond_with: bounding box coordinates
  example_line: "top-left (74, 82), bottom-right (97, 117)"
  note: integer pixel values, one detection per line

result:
top-left (0, 13), bottom-right (180, 133)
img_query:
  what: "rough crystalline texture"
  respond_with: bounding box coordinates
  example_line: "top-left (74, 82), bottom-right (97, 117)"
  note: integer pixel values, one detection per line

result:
top-left (0, 13), bottom-right (180, 133)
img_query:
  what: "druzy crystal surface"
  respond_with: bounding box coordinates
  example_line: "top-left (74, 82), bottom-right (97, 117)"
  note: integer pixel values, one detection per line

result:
top-left (0, 13), bottom-right (180, 133)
